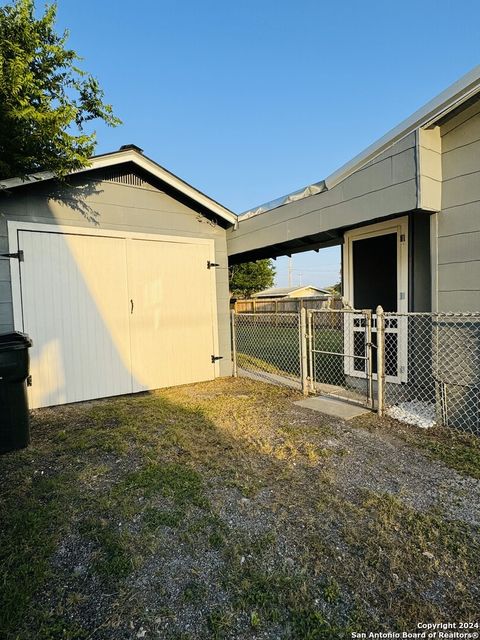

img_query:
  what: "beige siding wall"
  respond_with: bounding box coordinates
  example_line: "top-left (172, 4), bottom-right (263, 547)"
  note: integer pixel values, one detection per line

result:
top-left (417, 127), bottom-right (442, 211)
top-left (438, 101), bottom-right (480, 311)
top-left (0, 177), bottom-right (232, 375)
top-left (227, 133), bottom-right (417, 258)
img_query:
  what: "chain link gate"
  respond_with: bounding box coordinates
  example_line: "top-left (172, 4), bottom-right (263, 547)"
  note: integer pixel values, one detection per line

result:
top-left (231, 308), bottom-right (375, 407)
top-left (307, 309), bottom-right (374, 408)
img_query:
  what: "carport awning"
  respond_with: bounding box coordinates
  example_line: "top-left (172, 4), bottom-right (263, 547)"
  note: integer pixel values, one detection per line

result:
top-left (228, 229), bottom-right (343, 265)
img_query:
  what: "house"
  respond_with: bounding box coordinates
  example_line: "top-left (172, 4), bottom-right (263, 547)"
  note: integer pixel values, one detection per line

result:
top-left (227, 66), bottom-right (480, 423)
top-left (254, 286), bottom-right (330, 299)
top-left (227, 66), bottom-right (480, 315)
top-left (0, 145), bottom-right (236, 409)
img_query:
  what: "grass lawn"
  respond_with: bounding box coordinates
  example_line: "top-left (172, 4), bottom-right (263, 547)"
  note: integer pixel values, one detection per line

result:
top-left (237, 323), bottom-right (347, 386)
top-left (1, 378), bottom-right (479, 639)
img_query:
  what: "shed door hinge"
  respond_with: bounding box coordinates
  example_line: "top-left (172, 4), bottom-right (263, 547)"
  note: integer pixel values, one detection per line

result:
top-left (211, 355), bottom-right (223, 364)
top-left (0, 250), bottom-right (24, 261)
top-left (400, 234), bottom-right (406, 243)
top-left (27, 375), bottom-right (32, 386)
top-left (207, 260), bottom-right (219, 269)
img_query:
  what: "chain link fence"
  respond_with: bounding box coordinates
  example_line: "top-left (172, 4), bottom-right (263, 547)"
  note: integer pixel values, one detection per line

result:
top-left (384, 312), bottom-right (480, 435)
top-left (232, 310), bottom-right (480, 437)
top-left (232, 312), bottom-right (302, 389)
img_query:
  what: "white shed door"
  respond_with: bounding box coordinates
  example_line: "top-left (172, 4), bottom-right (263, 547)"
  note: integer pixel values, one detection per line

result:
top-left (18, 231), bottom-right (133, 408)
top-left (127, 239), bottom-right (215, 392)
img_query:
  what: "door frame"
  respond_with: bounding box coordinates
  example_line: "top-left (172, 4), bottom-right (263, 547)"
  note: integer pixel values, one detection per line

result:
top-left (7, 221), bottom-right (221, 379)
top-left (343, 216), bottom-right (409, 383)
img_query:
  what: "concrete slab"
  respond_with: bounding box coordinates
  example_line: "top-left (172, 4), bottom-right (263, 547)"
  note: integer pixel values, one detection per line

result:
top-left (294, 395), bottom-right (371, 420)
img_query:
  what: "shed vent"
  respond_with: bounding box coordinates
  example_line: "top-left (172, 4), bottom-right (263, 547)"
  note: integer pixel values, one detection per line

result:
top-left (103, 168), bottom-right (147, 187)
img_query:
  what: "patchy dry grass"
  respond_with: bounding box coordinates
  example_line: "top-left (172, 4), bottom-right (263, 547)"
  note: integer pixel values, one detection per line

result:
top-left (0, 378), bottom-right (479, 639)
top-left (354, 412), bottom-right (480, 480)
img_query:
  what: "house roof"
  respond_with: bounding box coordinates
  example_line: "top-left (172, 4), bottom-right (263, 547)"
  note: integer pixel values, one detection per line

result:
top-left (242, 64), bottom-right (480, 218)
top-left (0, 145), bottom-right (237, 226)
top-left (254, 286), bottom-right (330, 298)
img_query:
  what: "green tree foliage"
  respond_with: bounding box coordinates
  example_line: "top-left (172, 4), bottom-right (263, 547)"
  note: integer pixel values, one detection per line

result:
top-left (326, 281), bottom-right (341, 295)
top-left (0, 0), bottom-right (121, 180)
top-left (229, 260), bottom-right (276, 298)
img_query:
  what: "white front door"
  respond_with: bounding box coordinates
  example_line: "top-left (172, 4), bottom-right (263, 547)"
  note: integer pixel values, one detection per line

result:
top-left (127, 239), bottom-right (216, 392)
top-left (18, 230), bottom-right (133, 408)
top-left (343, 217), bottom-right (409, 383)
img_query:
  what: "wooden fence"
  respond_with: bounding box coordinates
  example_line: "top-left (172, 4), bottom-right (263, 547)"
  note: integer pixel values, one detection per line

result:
top-left (232, 296), bottom-right (344, 314)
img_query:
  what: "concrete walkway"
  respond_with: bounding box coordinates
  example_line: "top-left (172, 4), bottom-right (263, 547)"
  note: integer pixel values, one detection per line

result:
top-left (295, 395), bottom-right (371, 420)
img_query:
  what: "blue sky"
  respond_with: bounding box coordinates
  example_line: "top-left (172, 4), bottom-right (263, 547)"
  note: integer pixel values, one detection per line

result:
top-left (49, 0), bottom-right (479, 288)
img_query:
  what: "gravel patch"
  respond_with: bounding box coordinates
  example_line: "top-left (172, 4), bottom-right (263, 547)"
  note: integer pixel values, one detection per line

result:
top-left (387, 400), bottom-right (436, 429)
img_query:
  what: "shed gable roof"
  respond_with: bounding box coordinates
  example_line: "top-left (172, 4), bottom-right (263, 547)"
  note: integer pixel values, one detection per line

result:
top-left (0, 146), bottom-right (237, 226)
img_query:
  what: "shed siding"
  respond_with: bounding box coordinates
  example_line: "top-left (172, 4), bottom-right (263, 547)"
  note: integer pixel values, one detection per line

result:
top-left (0, 178), bottom-right (232, 375)
top-left (438, 103), bottom-right (480, 311)
top-left (227, 133), bottom-right (417, 258)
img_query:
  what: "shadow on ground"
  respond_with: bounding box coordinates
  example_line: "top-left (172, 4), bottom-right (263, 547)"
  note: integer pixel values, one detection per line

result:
top-left (1, 377), bottom-right (479, 639)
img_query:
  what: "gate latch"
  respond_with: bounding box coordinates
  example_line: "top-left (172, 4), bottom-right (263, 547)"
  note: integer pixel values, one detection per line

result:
top-left (0, 250), bottom-right (23, 261)
top-left (207, 260), bottom-right (220, 269)
top-left (211, 355), bottom-right (223, 363)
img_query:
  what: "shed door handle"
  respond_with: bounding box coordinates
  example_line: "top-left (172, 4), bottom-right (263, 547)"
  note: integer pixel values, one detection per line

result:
top-left (130, 299), bottom-right (134, 314)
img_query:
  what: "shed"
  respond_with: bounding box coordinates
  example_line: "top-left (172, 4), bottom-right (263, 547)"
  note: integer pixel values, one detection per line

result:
top-left (0, 145), bottom-right (235, 408)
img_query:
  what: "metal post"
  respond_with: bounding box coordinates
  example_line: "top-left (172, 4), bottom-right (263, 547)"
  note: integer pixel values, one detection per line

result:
top-left (307, 310), bottom-right (315, 394)
top-left (364, 309), bottom-right (374, 408)
top-left (230, 310), bottom-right (238, 378)
top-left (300, 307), bottom-right (309, 396)
top-left (376, 305), bottom-right (385, 416)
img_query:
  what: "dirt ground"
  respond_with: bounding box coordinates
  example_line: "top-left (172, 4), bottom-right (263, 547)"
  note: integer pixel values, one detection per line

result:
top-left (1, 377), bottom-right (479, 639)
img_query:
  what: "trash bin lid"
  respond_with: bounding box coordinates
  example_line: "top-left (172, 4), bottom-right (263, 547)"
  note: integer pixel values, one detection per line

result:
top-left (0, 331), bottom-right (33, 351)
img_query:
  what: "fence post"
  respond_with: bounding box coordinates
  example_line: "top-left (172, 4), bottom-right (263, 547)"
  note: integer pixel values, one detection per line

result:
top-left (307, 310), bottom-right (315, 394)
top-left (300, 307), bottom-right (309, 396)
top-left (364, 309), bottom-right (374, 409)
top-left (230, 310), bottom-right (238, 378)
top-left (376, 305), bottom-right (385, 416)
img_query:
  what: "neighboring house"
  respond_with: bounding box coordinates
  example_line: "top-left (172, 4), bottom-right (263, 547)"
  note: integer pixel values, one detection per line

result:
top-left (227, 66), bottom-right (480, 315)
top-left (254, 286), bottom-right (330, 299)
top-left (0, 145), bottom-right (236, 409)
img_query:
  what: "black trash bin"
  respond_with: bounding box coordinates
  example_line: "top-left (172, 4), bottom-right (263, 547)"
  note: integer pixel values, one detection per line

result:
top-left (0, 332), bottom-right (33, 454)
